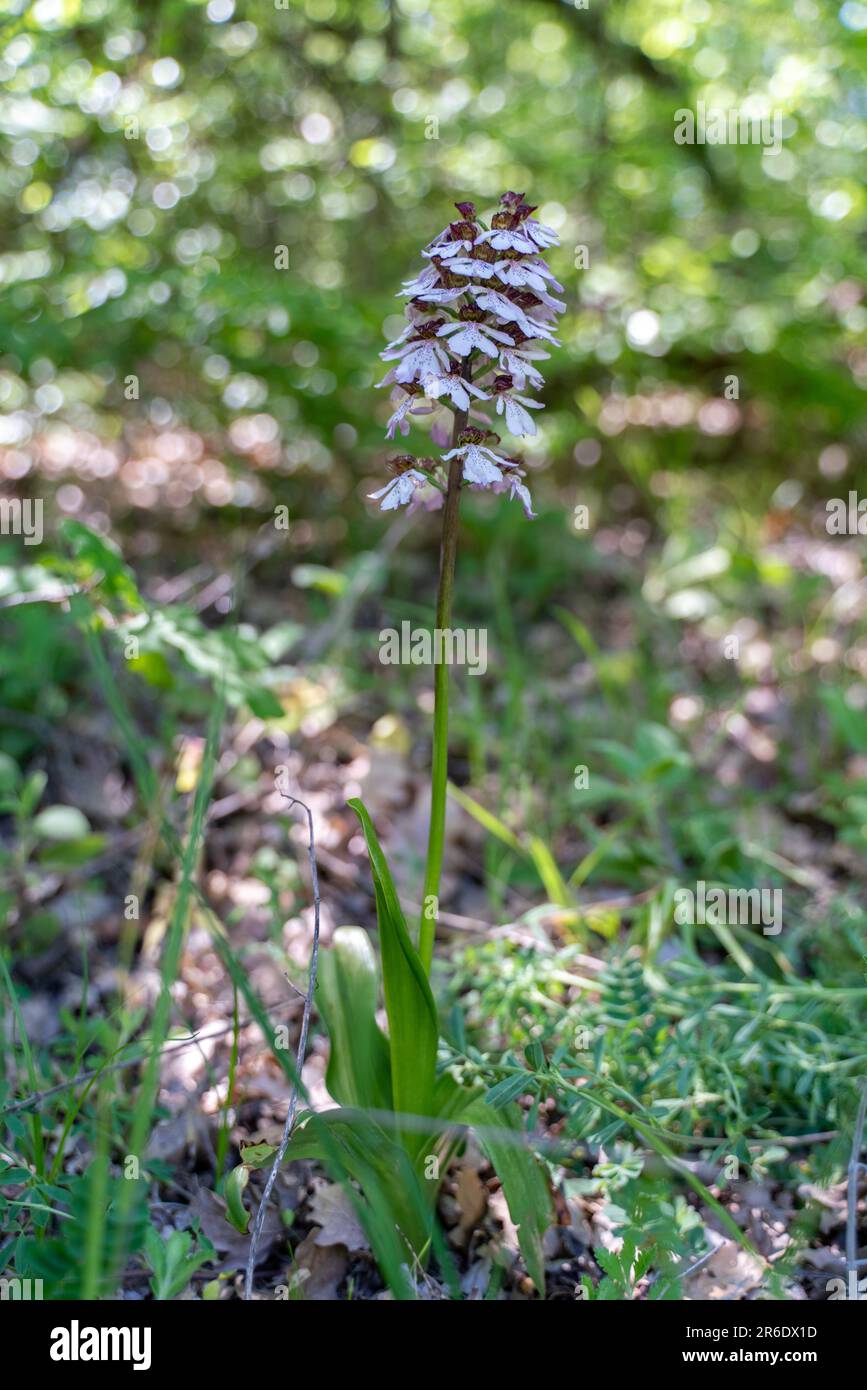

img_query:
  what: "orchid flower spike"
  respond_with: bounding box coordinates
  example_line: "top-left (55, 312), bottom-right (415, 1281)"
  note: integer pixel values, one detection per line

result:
top-left (369, 192), bottom-right (563, 518)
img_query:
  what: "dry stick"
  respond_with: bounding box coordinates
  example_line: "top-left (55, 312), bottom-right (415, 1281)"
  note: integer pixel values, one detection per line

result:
top-left (845, 1080), bottom-right (867, 1293)
top-left (244, 795), bottom-right (322, 1300)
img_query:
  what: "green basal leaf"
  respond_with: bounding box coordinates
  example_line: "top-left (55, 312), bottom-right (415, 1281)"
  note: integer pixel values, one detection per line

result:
top-left (224, 1163), bottom-right (252, 1234)
top-left (287, 1107), bottom-right (433, 1296)
top-left (316, 926), bottom-right (392, 1112)
top-left (347, 798), bottom-right (438, 1154)
top-left (448, 1087), bottom-right (552, 1295)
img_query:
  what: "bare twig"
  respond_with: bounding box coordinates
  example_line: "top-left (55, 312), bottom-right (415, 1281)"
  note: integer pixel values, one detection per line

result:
top-left (846, 1081), bottom-right (867, 1295)
top-left (244, 795), bottom-right (322, 1300)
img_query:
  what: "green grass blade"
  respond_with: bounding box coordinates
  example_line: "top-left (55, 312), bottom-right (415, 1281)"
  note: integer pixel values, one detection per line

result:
top-left (447, 781), bottom-right (522, 852)
top-left (347, 799), bottom-right (438, 1150)
top-left (459, 1095), bottom-right (552, 1294)
top-left (287, 1108), bottom-right (431, 1295)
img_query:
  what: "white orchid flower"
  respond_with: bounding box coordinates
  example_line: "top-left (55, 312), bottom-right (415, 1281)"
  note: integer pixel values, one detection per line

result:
top-left (524, 219), bottom-right (560, 249)
top-left (494, 259), bottom-right (564, 293)
top-left (368, 468), bottom-right (429, 510)
top-left (440, 257), bottom-right (495, 280)
top-left (442, 440), bottom-right (513, 485)
top-left (409, 285), bottom-right (468, 305)
top-left (423, 374), bottom-right (490, 411)
top-left (496, 347), bottom-right (547, 391)
top-left (389, 339), bottom-right (451, 383)
top-left (423, 236), bottom-right (474, 260)
top-left (507, 475), bottom-right (536, 518)
top-left (385, 391), bottom-right (435, 439)
top-left (494, 391), bottom-right (544, 437)
top-left (493, 260), bottom-right (551, 294)
top-left (399, 265), bottom-right (440, 296)
top-left (437, 319), bottom-right (514, 357)
top-left (474, 227), bottom-right (537, 254)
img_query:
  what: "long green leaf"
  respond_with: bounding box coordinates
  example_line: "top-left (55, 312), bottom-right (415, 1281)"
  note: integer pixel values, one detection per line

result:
top-left (316, 927), bottom-right (392, 1111)
top-left (287, 1108), bottom-right (432, 1291)
top-left (431, 1072), bottom-right (552, 1294)
top-left (459, 1093), bottom-right (551, 1294)
top-left (347, 799), bottom-right (438, 1151)
top-left (447, 781), bottom-right (522, 851)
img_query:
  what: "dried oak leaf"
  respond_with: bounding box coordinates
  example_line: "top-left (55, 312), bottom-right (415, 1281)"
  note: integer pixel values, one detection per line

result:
top-left (308, 1182), bottom-right (370, 1252)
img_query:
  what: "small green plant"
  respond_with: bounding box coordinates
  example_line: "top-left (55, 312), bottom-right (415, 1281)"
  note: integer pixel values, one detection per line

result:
top-left (0, 753), bottom-right (105, 949)
top-left (237, 195), bottom-right (564, 1295)
top-left (580, 1241), bottom-right (656, 1301)
top-left (290, 800), bottom-right (552, 1291)
top-left (571, 1149), bottom-right (706, 1300)
top-left (11, 1165), bottom-right (150, 1299)
top-left (143, 1223), bottom-right (215, 1300)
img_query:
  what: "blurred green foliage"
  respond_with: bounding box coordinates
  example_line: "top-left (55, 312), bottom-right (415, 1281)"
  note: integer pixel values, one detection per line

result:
top-left (0, 0), bottom-right (864, 508)
top-left (2, 1), bottom-right (867, 1302)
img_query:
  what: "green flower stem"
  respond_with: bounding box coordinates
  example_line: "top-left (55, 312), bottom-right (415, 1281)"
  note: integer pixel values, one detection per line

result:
top-left (419, 364), bottom-right (471, 974)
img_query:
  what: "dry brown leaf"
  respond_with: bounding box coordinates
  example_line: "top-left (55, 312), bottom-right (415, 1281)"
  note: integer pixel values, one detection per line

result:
top-left (292, 1229), bottom-right (348, 1300)
top-left (189, 1182), bottom-right (282, 1271)
top-left (683, 1238), bottom-right (765, 1300)
top-left (488, 1188), bottom-right (520, 1263)
top-left (309, 1182), bottom-right (370, 1252)
top-left (455, 1165), bottom-right (488, 1236)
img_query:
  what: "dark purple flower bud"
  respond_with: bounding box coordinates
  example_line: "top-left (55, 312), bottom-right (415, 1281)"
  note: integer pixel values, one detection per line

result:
top-left (449, 219), bottom-right (477, 240)
top-left (387, 454), bottom-right (419, 475)
top-left (411, 317), bottom-right (447, 338)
